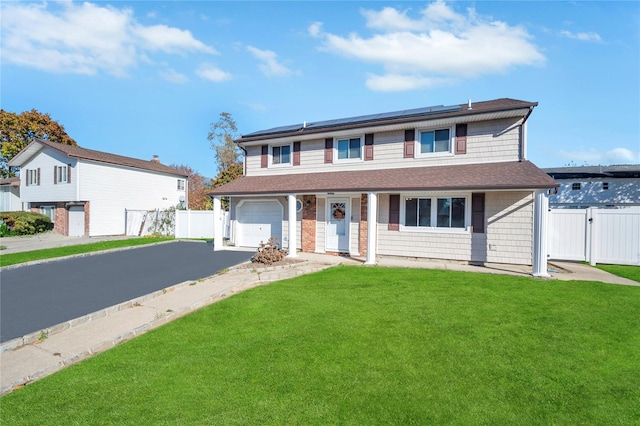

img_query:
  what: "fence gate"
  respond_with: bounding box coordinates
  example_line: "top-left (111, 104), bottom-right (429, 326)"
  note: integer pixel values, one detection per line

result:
top-left (548, 207), bottom-right (640, 266)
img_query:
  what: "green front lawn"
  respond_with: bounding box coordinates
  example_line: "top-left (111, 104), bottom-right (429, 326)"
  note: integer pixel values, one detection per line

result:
top-left (595, 264), bottom-right (640, 283)
top-left (2, 266), bottom-right (638, 424)
top-left (0, 237), bottom-right (173, 267)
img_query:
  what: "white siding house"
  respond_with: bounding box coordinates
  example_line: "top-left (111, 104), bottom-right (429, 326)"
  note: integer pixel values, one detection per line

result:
top-left (7, 139), bottom-right (187, 236)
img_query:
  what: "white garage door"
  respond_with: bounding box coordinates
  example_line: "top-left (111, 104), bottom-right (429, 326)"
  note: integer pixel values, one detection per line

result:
top-left (237, 201), bottom-right (282, 247)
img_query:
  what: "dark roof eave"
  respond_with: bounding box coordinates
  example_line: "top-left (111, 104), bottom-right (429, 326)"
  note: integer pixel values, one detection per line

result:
top-left (234, 99), bottom-right (538, 144)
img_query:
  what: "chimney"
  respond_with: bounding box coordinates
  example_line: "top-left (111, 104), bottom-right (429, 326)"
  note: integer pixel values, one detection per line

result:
top-left (151, 155), bottom-right (160, 163)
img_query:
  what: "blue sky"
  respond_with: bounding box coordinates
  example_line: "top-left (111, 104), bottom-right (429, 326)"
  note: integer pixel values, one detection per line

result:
top-left (2, 1), bottom-right (639, 178)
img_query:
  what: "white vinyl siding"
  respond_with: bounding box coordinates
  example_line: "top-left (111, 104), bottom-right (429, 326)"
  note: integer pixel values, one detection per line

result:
top-left (244, 118), bottom-right (522, 177)
top-left (79, 160), bottom-right (185, 236)
top-left (19, 149), bottom-right (77, 202)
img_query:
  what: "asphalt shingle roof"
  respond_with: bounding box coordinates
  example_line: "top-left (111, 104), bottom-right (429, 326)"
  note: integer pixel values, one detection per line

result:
top-left (17, 139), bottom-right (187, 177)
top-left (210, 161), bottom-right (557, 196)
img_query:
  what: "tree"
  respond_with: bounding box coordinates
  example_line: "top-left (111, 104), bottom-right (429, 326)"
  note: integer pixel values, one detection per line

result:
top-left (207, 112), bottom-right (241, 173)
top-left (169, 164), bottom-right (212, 210)
top-left (208, 112), bottom-right (244, 210)
top-left (0, 109), bottom-right (77, 178)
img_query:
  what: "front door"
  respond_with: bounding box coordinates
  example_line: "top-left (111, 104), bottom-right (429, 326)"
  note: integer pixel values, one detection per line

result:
top-left (326, 198), bottom-right (349, 252)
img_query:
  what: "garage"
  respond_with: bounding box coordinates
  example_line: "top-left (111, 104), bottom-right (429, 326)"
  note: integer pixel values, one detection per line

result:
top-left (236, 200), bottom-right (283, 247)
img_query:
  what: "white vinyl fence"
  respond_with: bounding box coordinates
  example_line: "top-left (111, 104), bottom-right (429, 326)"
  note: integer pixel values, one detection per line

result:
top-left (175, 210), bottom-right (229, 239)
top-left (126, 209), bottom-right (230, 240)
top-left (548, 207), bottom-right (640, 265)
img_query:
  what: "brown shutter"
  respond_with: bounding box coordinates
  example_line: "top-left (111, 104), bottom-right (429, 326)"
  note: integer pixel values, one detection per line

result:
top-left (472, 193), bottom-right (485, 233)
top-left (25, 169), bottom-right (29, 187)
top-left (455, 124), bottom-right (467, 155)
top-left (261, 145), bottom-right (268, 168)
top-left (388, 194), bottom-right (400, 231)
top-left (54, 166), bottom-right (57, 184)
top-left (364, 133), bottom-right (374, 161)
top-left (293, 141), bottom-right (301, 166)
top-left (324, 138), bottom-right (333, 164)
top-left (37, 168), bottom-right (41, 185)
top-left (404, 129), bottom-right (415, 158)
top-left (68, 164), bottom-right (72, 183)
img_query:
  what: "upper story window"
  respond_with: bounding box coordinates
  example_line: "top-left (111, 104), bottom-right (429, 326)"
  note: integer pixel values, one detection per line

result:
top-left (55, 165), bottom-right (68, 184)
top-left (403, 196), bottom-right (467, 230)
top-left (177, 179), bottom-right (185, 190)
top-left (572, 183), bottom-right (581, 190)
top-left (602, 182), bottom-right (609, 190)
top-left (336, 137), bottom-right (362, 161)
top-left (418, 128), bottom-right (452, 156)
top-left (272, 145), bottom-right (291, 166)
top-left (26, 168), bottom-right (40, 186)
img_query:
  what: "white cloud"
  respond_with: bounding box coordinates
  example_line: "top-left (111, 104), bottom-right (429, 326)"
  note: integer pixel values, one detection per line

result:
top-left (560, 30), bottom-right (602, 42)
top-left (196, 64), bottom-right (232, 82)
top-left (159, 68), bottom-right (189, 84)
top-left (246, 45), bottom-right (293, 77)
top-left (365, 73), bottom-right (452, 91)
top-left (558, 147), bottom-right (640, 165)
top-left (1, 1), bottom-right (216, 77)
top-left (311, 0), bottom-right (545, 91)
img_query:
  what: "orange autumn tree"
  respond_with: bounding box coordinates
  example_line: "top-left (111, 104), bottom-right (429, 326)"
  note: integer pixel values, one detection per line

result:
top-left (169, 164), bottom-right (211, 210)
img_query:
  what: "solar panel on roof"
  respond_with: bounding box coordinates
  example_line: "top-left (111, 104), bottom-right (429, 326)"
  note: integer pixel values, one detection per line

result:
top-left (241, 104), bottom-right (463, 138)
top-left (242, 123), bottom-right (302, 138)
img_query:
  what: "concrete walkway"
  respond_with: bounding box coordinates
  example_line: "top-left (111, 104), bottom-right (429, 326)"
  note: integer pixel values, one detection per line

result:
top-left (1, 237), bottom-right (636, 396)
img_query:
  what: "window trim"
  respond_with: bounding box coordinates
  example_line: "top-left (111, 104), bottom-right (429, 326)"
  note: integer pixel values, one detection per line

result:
top-left (177, 179), bottom-right (185, 191)
top-left (269, 143), bottom-right (293, 167)
top-left (334, 135), bottom-right (364, 163)
top-left (399, 192), bottom-right (471, 233)
top-left (55, 165), bottom-right (68, 184)
top-left (415, 126), bottom-right (455, 158)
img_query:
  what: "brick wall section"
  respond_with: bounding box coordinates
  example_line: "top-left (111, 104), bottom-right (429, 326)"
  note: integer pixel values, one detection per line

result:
top-left (55, 203), bottom-right (69, 235)
top-left (84, 201), bottom-right (90, 236)
top-left (359, 194), bottom-right (367, 257)
top-left (301, 195), bottom-right (316, 252)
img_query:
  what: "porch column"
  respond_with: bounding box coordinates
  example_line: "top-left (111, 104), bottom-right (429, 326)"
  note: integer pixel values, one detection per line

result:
top-left (532, 189), bottom-right (549, 277)
top-left (287, 194), bottom-right (298, 257)
top-left (365, 192), bottom-right (377, 265)
top-left (213, 196), bottom-right (222, 251)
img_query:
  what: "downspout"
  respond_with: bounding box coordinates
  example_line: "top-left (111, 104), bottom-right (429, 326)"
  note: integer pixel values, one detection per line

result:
top-left (519, 106), bottom-right (535, 162)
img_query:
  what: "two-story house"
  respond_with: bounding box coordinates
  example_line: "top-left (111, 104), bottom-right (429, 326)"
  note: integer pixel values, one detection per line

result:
top-left (210, 98), bottom-right (557, 275)
top-left (7, 139), bottom-right (188, 236)
top-left (544, 165), bottom-right (640, 208)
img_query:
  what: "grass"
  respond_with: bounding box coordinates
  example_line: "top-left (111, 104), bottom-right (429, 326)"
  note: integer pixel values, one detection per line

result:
top-left (1, 266), bottom-right (638, 425)
top-left (595, 264), bottom-right (640, 283)
top-left (0, 237), bottom-right (173, 267)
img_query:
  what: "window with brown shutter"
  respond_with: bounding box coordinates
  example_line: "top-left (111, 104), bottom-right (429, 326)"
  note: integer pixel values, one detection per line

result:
top-left (293, 141), bottom-right (301, 166)
top-left (37, 168), bottom-right (40, 185)
top-left (364, 133), bottom-right (374, 161)
top-left (388, 194), bottom-right (400, 231)
top-left (261, 145), bottom-right (268, 168)
top-left (455, 123), bottom-right (467, 155)
top-left (404, 130), bottom-right (415, 158)
top-left (54, 166), bottom-right (57, 184)
top-left (324, 138), bottom-right (333, 163)
top-left (68, 164), bottom-right (72, 183)
top-left (472, 193), bottom-right (485, 233)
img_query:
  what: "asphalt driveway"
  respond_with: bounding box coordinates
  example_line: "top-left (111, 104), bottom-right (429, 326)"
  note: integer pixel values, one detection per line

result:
top-left (0, 241), bottom-right (251, 343)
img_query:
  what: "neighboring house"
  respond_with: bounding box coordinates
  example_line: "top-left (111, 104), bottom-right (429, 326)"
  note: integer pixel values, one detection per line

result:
top-left (210, 98), bottom-right (558, 275)
top-left (7, 139), bottom-right (188, 236)
top-left (0, 177), bottom-right (21, 212)
top-left (544, 165), bottom-right (640, 208)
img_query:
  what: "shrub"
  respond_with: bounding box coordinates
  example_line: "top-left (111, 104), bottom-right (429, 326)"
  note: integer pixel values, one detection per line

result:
top-left (0, 211), bottom-right (53, 236)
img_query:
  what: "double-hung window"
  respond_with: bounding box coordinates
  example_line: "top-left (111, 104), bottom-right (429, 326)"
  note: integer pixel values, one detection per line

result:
top-left (55, 166), bottom-right (67, 184)
top-left (177, 179), bottom-right (185, 190)
top-left (272, 145), bottom-right (291, 166)
top-left (336, 137), bottom-right (362, 161)
top-left (418, 128), bottom-right (451, 155)
top-left (403, 196), bottom-right (466, 229)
